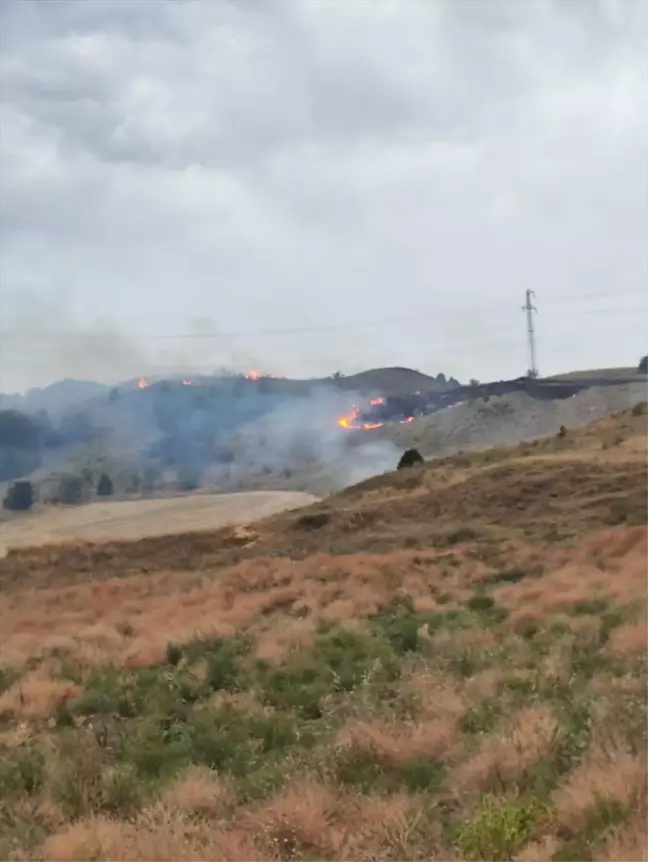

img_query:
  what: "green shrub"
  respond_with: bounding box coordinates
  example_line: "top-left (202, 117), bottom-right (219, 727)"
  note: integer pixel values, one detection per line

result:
top-left (455, 795), bottom-right (548, 861)
top-left (0, 745), bottom-right (45, 795)
top-left (261, 626), bottom-right (399, 718)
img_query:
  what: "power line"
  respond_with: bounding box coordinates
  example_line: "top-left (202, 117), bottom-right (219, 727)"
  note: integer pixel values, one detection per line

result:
top-left (0, 300), bottom-right (645, 343)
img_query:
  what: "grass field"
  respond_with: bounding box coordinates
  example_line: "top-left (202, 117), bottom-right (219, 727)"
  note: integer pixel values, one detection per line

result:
top-left (0, 491), bottom-right (319, 553)
top-left (548, 367), bottom-right (643, 381)
top-left (0, 403), bottom-right (646, 861)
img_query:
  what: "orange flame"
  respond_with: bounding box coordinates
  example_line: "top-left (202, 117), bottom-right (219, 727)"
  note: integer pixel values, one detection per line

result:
top-left (245, 370), bottom-right (260, 381)
top-left (400, 416), bottom-right (415, 424)
top-left (138, 377), bottom-right (149, 389)
top-left (337, 404), bottom-right (384, 431)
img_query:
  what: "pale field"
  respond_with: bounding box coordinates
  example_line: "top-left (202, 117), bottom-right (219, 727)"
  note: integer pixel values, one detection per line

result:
top-left (0, 490), bottom-right (319, 552)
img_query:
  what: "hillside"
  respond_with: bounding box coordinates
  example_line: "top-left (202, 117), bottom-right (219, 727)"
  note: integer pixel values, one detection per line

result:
top-left (0, 403), bottom-right (645, 861)
top-left (0, 367), bottom-right (459, 415)
top-left (363, 382), bottom-right (647, 459)
top-left (548, 367), bottom-right (642, 381)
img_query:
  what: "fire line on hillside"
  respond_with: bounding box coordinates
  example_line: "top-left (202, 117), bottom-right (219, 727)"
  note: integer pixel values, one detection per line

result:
top-left (136, 371), bottom-right (261, 389)
top-left (337, 396), bottom-right (416, 431)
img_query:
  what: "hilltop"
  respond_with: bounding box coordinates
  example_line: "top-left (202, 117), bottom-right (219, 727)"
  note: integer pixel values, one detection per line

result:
top-left (322, 367), bottom-right (460, 395)
top-left (0, 402), bottom-right (645, 861)
top-left (0, 366), bottom-right (459, 414)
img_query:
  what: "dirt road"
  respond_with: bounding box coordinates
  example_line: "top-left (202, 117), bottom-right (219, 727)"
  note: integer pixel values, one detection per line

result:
top-left (0, 490), bottom-right (318, 551)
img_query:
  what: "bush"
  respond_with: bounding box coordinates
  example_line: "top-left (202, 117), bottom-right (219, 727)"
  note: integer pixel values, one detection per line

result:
top-left (96, 473), bottom-right (114, 496)
top-left (3, 480), bottom-right (35, 511)
top-left (638, 355), bottom-right (647, 374)
top-left (455, 795), bottom-right (548, 861)
top-left (397, 448), bottom-right (424, 470)
top-left (58, 475), bottom-right (85, 505)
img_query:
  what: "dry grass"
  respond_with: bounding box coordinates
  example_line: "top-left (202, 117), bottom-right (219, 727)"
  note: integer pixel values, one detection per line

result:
top-left (451, 705), bottom-right (561, 793)
top-left (42, 803), bottom-right (263, 862)
top-left (1, 490), bottom-right (317, 551)
top-left (553, 739), bottom-right (647, 835)
top-left (0, 405), bottom-right (646, 862)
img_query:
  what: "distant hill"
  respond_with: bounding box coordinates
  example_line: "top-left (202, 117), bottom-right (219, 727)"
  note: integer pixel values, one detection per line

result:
top-left (0, 367), bottom-right (460, 414)
top-left (0, 379), bottom-right (112, 415)
top-left (322, 367), bottom-right (460, 395)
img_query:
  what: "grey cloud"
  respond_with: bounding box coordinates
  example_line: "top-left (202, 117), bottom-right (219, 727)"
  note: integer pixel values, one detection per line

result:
top-left (0, 0), bottom-right (646, 393)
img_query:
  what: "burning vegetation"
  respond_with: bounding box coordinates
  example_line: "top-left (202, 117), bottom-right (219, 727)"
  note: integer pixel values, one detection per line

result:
top-left (337, 394), bottom-right (422, 431)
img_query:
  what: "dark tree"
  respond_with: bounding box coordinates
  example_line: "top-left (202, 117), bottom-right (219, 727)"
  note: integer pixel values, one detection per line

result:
top-left (58, 475), bottom-right (85, 505)
top-left (96, 473), bottom-right (114, 496)
top-left (3, 480), bottom-right (34, 511)
top-left (0, 410), bottom-right (46, 481)
top-left (638, 355), bottom-right (648, 374)
top-left (397, 448), bottom-right (425, 470)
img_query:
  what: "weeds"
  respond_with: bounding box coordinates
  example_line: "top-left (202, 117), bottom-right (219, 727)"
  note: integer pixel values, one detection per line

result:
top-left (455, 795), bottom-right (549, 861)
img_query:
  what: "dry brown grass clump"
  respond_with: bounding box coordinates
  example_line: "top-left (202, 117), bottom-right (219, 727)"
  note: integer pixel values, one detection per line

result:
top-left (42, 803), bottom-right (262, 862)
top-left (553, 739), bottom-right (647, 837)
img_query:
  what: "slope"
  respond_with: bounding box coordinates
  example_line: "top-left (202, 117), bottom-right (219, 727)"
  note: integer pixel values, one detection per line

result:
top-left (0, 403), bottom-right (646, 862)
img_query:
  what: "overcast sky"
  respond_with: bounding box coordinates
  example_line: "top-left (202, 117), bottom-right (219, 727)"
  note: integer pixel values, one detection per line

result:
top-left (1, 0), bottom-right (647, 393)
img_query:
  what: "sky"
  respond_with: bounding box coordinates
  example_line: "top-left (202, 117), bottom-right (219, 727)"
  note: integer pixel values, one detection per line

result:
top-left (1, 0), bottom-right (647, 393)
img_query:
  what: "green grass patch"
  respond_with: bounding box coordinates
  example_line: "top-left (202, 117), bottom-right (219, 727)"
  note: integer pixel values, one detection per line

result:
top-left (0, 745), bottom-right (46, 796)
top-left (460, 698), bottom-right (503, 736)
top-left (261, 626), bottom-right (400, 719)
top-left (335, 748), bottom-right (445, 794)
top-left (569, 597), bottom-right (609, 616)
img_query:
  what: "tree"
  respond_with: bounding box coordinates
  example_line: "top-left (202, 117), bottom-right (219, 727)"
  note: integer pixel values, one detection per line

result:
top-left (638, 355), bottom-right (647, 375)
top-left (469, 378), bottom-right (480, 387)
top-left (0, 410), bottom-right (45, 481)
top-left (96, 473), bottom-right (114, 496)
top-left (3, 480), bottom-right (34, 511)
top-left (397, 448), bottom-right (425, 470)
top-left (58, 475), bottom-right (85, 505)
